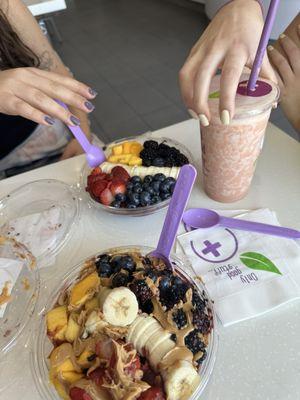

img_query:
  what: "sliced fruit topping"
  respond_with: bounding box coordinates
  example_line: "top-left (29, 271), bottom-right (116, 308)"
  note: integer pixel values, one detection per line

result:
top-left (138, 387), bottom-right (166, 400)
top-left (69, 387), bottom-right (92, 400)
top-left (69, 272), bottom-right (100, 310)
top-left (99, 188), bottom-right (114, 206)
top-left (89, 366), bottom-right (106, 386)
top-left (46, 305), bottom-right (68, 342)
top-left (108, 141), bottom-right (143, 165)
top-left (101, 287), bottom-right (139, 326)
top-left (110, 179), bottom-right (126, 196)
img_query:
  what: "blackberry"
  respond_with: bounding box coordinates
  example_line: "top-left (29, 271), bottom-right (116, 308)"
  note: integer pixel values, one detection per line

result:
top-left (112, 272), bottom-right (130, 288)
top-left (193, 310), bottom-right (212, 335)
top-left (152, 157), bottom-right (165, 167)
top-left (176, 154), bottom-right (189, 167)
top-left (159, 286), bottom-right (180, 310)
top-left (172, 276), bottom-right (189, 301)
top-left (140, 148), bottom-right (156, 161)
top-left (172, 309), bottom-right (187, 329)
top-left (158, 143), bottom-right (171, 158)
top-left (170, 333), bottom-right (177, 342)
top-left (144, 140), bottom-right (159, 150)
top-left (196, 349), bottom-right (207, 366)
top-left (185, 330), bottom-right (206, 355)
top-left (130, 279), bottom-right (152, 303)
top-left (192, 290), bottom-right (206, 313)
top-left (140, 299), bottom-right (154, 314)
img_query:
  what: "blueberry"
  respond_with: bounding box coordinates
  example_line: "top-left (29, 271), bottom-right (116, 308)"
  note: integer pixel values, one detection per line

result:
top-left (112, 272), bottom-right (130, 288)
top-left (97, 254), bottom-right (110, 264)
top-left (142, 158), bottom-right (152, 167)
top-left (146, 269), bottom-right (158, 283)
top-left (152, 157), bottom-right (165, 167)
top-left (161, 192), bottom-right (171, 201)
top-left (159, 276), bottom-right (172, 291)
top-left (165, 177), bottom-right (176, 185)
top-left (170, 182), bottom-right (176, 194)
top-left (150, 180), bottom-right (161, 193)
top-left (95, 260), bottom-right (112, 278)
top-left (127, 203), bottom-right (137, 209)
top-left (151, 195), bottom-right (161, 204)
top-left (143, 175), bottom-right (153, 184)
top-left (115, 193), bottom-right (126, 202)
top-left (118, 256), bottom-right (136, 273)
top-left (140, 191), bottom-right (152, 207)
top-left (131, 176), bottom-right (142, 184)
top-left (159, 181), bottom-right (171, 194)
top-left (154, 173), bottom-right (166, 182)
top-left (127, 192), bottom-right (140, 206)
top-left (126, 182), bottom-right (134, 191)
top-left (111, 256), bottom-right (123, 272)
top-left (133, 183), bottom-right (143, 194)
top-left (111, 200), bottom-right (121, 208)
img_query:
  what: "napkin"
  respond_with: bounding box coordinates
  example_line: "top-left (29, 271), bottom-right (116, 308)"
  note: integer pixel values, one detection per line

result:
top-left (177, 208), bottom-right (300, 326)
top-left (0, 207), bottom-right (61, 267)
top-left (0, 258), bottom-right (23, 318)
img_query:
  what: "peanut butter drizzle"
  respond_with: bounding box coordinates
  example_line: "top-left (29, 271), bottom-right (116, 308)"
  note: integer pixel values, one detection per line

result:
top-left (0, 281), bottom-right (12, 307)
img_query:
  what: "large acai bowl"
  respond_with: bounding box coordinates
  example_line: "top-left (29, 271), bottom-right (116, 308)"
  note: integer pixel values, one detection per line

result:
top-left (32, 245), bottom-right (217, 400)
top-left (81, 136), bottom-right (194, 217)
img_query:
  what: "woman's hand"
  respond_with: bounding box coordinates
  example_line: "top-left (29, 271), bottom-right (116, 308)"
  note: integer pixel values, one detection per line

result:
top-left (179, 0), bottom-right (277, 125)
top-left (60, 138), bottom-right (85, 160)
top-left (0, 67), bottom-right (97, 126)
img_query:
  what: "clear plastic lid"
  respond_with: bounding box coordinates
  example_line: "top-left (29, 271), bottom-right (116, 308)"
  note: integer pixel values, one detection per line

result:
top-left (0, 236), bottom-right (39, 354)
top-left (0, 179), bottom-right (80, 267)
top-left (208, 73), bottom-right (280, 120)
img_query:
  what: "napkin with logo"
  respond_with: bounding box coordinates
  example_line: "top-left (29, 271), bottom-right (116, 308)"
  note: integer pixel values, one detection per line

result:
top-left (0, 258), bottom-right (23, 318)
top-left (177, 208), bottom-right (300, 326)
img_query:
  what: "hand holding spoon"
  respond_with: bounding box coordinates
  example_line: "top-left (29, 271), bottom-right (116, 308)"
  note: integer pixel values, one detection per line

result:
top-left (149, 164), bottom-right (197, 269)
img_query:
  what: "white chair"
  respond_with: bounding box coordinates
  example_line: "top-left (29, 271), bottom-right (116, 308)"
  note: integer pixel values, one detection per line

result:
top-left (205, 0), bottom-right (299, 39)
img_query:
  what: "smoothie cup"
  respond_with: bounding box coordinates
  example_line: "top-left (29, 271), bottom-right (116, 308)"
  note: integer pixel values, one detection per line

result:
top-left (201, 74), bottom-right (280, 203)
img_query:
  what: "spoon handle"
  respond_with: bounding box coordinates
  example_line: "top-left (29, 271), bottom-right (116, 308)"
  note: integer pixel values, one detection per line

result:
top-left (155, 165), bottom-right (197, 259)
top-left (56, 100), bottom-right (91, 153)
top-left (220, 216), bottom-right (300, 239)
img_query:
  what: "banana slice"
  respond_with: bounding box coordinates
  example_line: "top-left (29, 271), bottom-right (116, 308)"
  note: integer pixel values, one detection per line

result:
top-left (127, 315), bottom-right (145, 344)
top-left (148, 336), bottom-right (175, 371)
top-left (163, 361), bottom-right (200, 400)
top-left (133, 317), bottom-right (161, 355)
top-left (102, 287), bottom-right (138, 327)
top-left (100, 162), bottom-right (180, 180)
top-left (146, 330), bottom-right (171, 355)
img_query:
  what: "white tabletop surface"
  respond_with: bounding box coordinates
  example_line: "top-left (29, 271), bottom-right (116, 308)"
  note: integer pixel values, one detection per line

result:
top-left (1, 119), bottom-right (300, 400)
top-left (23, 0), bottom-right (66, 16)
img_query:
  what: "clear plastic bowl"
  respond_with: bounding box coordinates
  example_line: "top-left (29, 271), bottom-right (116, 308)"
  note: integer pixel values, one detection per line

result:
top-left (31, 245), bottom-right (218, 400)
top-left (80, 136), bottom-right (194, 217)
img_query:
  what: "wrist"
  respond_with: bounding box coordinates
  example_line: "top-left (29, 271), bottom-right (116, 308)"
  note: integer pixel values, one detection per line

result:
top-left (216, 0), bottom-right (264, 18)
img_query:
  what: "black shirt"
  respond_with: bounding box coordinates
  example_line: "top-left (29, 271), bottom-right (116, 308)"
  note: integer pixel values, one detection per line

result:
top-left (0, 113), bottom-right (37, 159)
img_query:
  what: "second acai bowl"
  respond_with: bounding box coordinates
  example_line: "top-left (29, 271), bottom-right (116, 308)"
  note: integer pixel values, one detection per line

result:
top-left (81, 136), bottom-right (194, 216)
top-left (32, 246), bottom-right (217, 400)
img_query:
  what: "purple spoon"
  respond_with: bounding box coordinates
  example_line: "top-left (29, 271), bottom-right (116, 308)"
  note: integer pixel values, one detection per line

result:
top-left (149, 164), bottom-right (197, 270)
top-left (57, 100), bottom-right (106, 167)
top-left (183, 208), bottom-right (300, 239)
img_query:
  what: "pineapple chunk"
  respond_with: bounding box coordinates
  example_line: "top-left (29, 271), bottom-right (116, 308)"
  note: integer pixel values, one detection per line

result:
top-left (77, 349), bottom-right (95, 368)
top-left (117, 155), bottom-right (132, 164)
top-left (85, 297), bottom-right (99, 311)
top-left (69, 272), bottom-right (100, 310)
top-left (46, 305), bottom-right (68, 342)
top-left (49, 369), bottom-right (70, 400)
top-left (130, 142), bottom-right (143, 155)
top-left (61, 371), bottom-right (84, 384)
top-left (107, 155), bottom-right (121, 163)
top-left (122, 142), bottom-right (132, 154)
top-left (112, 144), bottom-right (123, 156)
top-left (128, 156), bottom-right (142, 166)
top-left (65, 314), bottom-right (80, 343)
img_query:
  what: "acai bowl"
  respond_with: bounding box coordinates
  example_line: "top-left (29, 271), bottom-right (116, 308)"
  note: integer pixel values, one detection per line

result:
top-left (32, 246), bottom-right (217, 400)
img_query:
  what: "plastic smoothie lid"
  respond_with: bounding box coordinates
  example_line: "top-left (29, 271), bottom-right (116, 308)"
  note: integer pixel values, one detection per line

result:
top-left (208, 73), bottom-right (280, 120)
top-left (0, 179), bottom-right (80, 353)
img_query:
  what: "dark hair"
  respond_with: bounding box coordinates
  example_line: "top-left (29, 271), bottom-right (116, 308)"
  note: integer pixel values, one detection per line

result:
top-left (0, 8), bottom-right (40, 70)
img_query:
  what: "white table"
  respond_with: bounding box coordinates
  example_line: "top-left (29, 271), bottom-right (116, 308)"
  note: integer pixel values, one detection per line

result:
top-left (1, 119), bottom-right (300, 400)
top-left (23, 0), bottom-right (66, 17)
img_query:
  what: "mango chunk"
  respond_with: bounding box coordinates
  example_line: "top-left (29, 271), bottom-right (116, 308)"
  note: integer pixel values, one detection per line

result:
top-left (130, 142), bottom-right (143, 155)
top-left (128, 156), bottom-right (142, 166)
top-left (77, 349), bottom-right (95, 368)
top-left (61, 371), bottom-right (84, 384)
top-left (108, 155), bottom-right (121, 163)
top-left (65, 314), bottom-right (80, 343)
top-left (123, 142), bottom-right (132, 154)
top-left (112, 144), bottom-right (123, 155)
top-left (46, 305), bottom-right (68, 342)
top-left (49, 370), bottom-right (70, 400)
top-left (85, 297), bottom-right (99, 311)
top-left (69, 272), bottom-right (100, 310)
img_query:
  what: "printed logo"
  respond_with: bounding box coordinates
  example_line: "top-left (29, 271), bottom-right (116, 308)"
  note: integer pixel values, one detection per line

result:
top-left (240, 252), bottom-right (282, 275)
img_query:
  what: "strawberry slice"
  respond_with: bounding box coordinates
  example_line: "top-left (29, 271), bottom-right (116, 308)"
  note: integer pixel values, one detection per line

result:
top-left (99, 188), bottom-right (114, 206)
top-left (89, 367), bottom-right (106, 386)
top-left (110, 179), bottom-right (126, 196)
top-left (91, 180), bottom-right (108, 197)
top-left (138, 387), bottom-right (165, 400)
top-left (69, 387), bottom-right (92, 400)
top-left (91, 167), bottom-right (102, 175)
top-left (124, 355), bottom-right (141, 379)
top-left (111, 166), bottom-right (130, 182)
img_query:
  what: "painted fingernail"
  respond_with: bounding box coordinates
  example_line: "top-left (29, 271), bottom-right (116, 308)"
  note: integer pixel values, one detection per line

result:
top-left (44, 116), bottom-right (55, 125)
top-left (188, 109), bottom-right (199, 119)
top-left (268, 45), bottom-right (274, 51)
top-left (221, 109), bottom-right (230, 125)
top-left (272, 102), bottom-right (278, 109)
top-left (199, 114), bottom-right (209, 127)
top-left (85, 101), bottom-right (95, 111)
top-left (279, 33), bottom-right (286, 39)
top-left (89, 88), bottom-right (98, 97)
top-left (70, 115), bottom-right (81, 126)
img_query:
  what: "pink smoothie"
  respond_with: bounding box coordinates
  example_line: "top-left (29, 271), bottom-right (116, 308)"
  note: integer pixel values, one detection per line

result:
top-left (201, 75), bottom-right (279, 203)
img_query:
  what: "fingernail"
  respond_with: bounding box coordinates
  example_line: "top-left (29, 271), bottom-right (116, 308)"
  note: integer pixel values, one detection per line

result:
top-left (279, 33), bottom-right (286, 39)
top-left (199, 114), bottom-right (209, 127)
top-left (89, 88), bottom-right (98, 97)
top-left (272, 102), bottom-right (278, 109)
top-left (44, 116), bottom-right (55, 125)
top-left (85, 101), bottom-right (95, 111)
top-left (268, 45), bottom-right (274, 51)
top-left (70, 115), bottom-right (81, 126)
top-left (221, 110), bottom-right (230, 125)
top-left (188, 108), bottom-right (199, 119)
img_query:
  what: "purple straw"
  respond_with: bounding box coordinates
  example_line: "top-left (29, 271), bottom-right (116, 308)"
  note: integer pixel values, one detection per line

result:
top-left (247, 0), bottom-right (281, 92)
